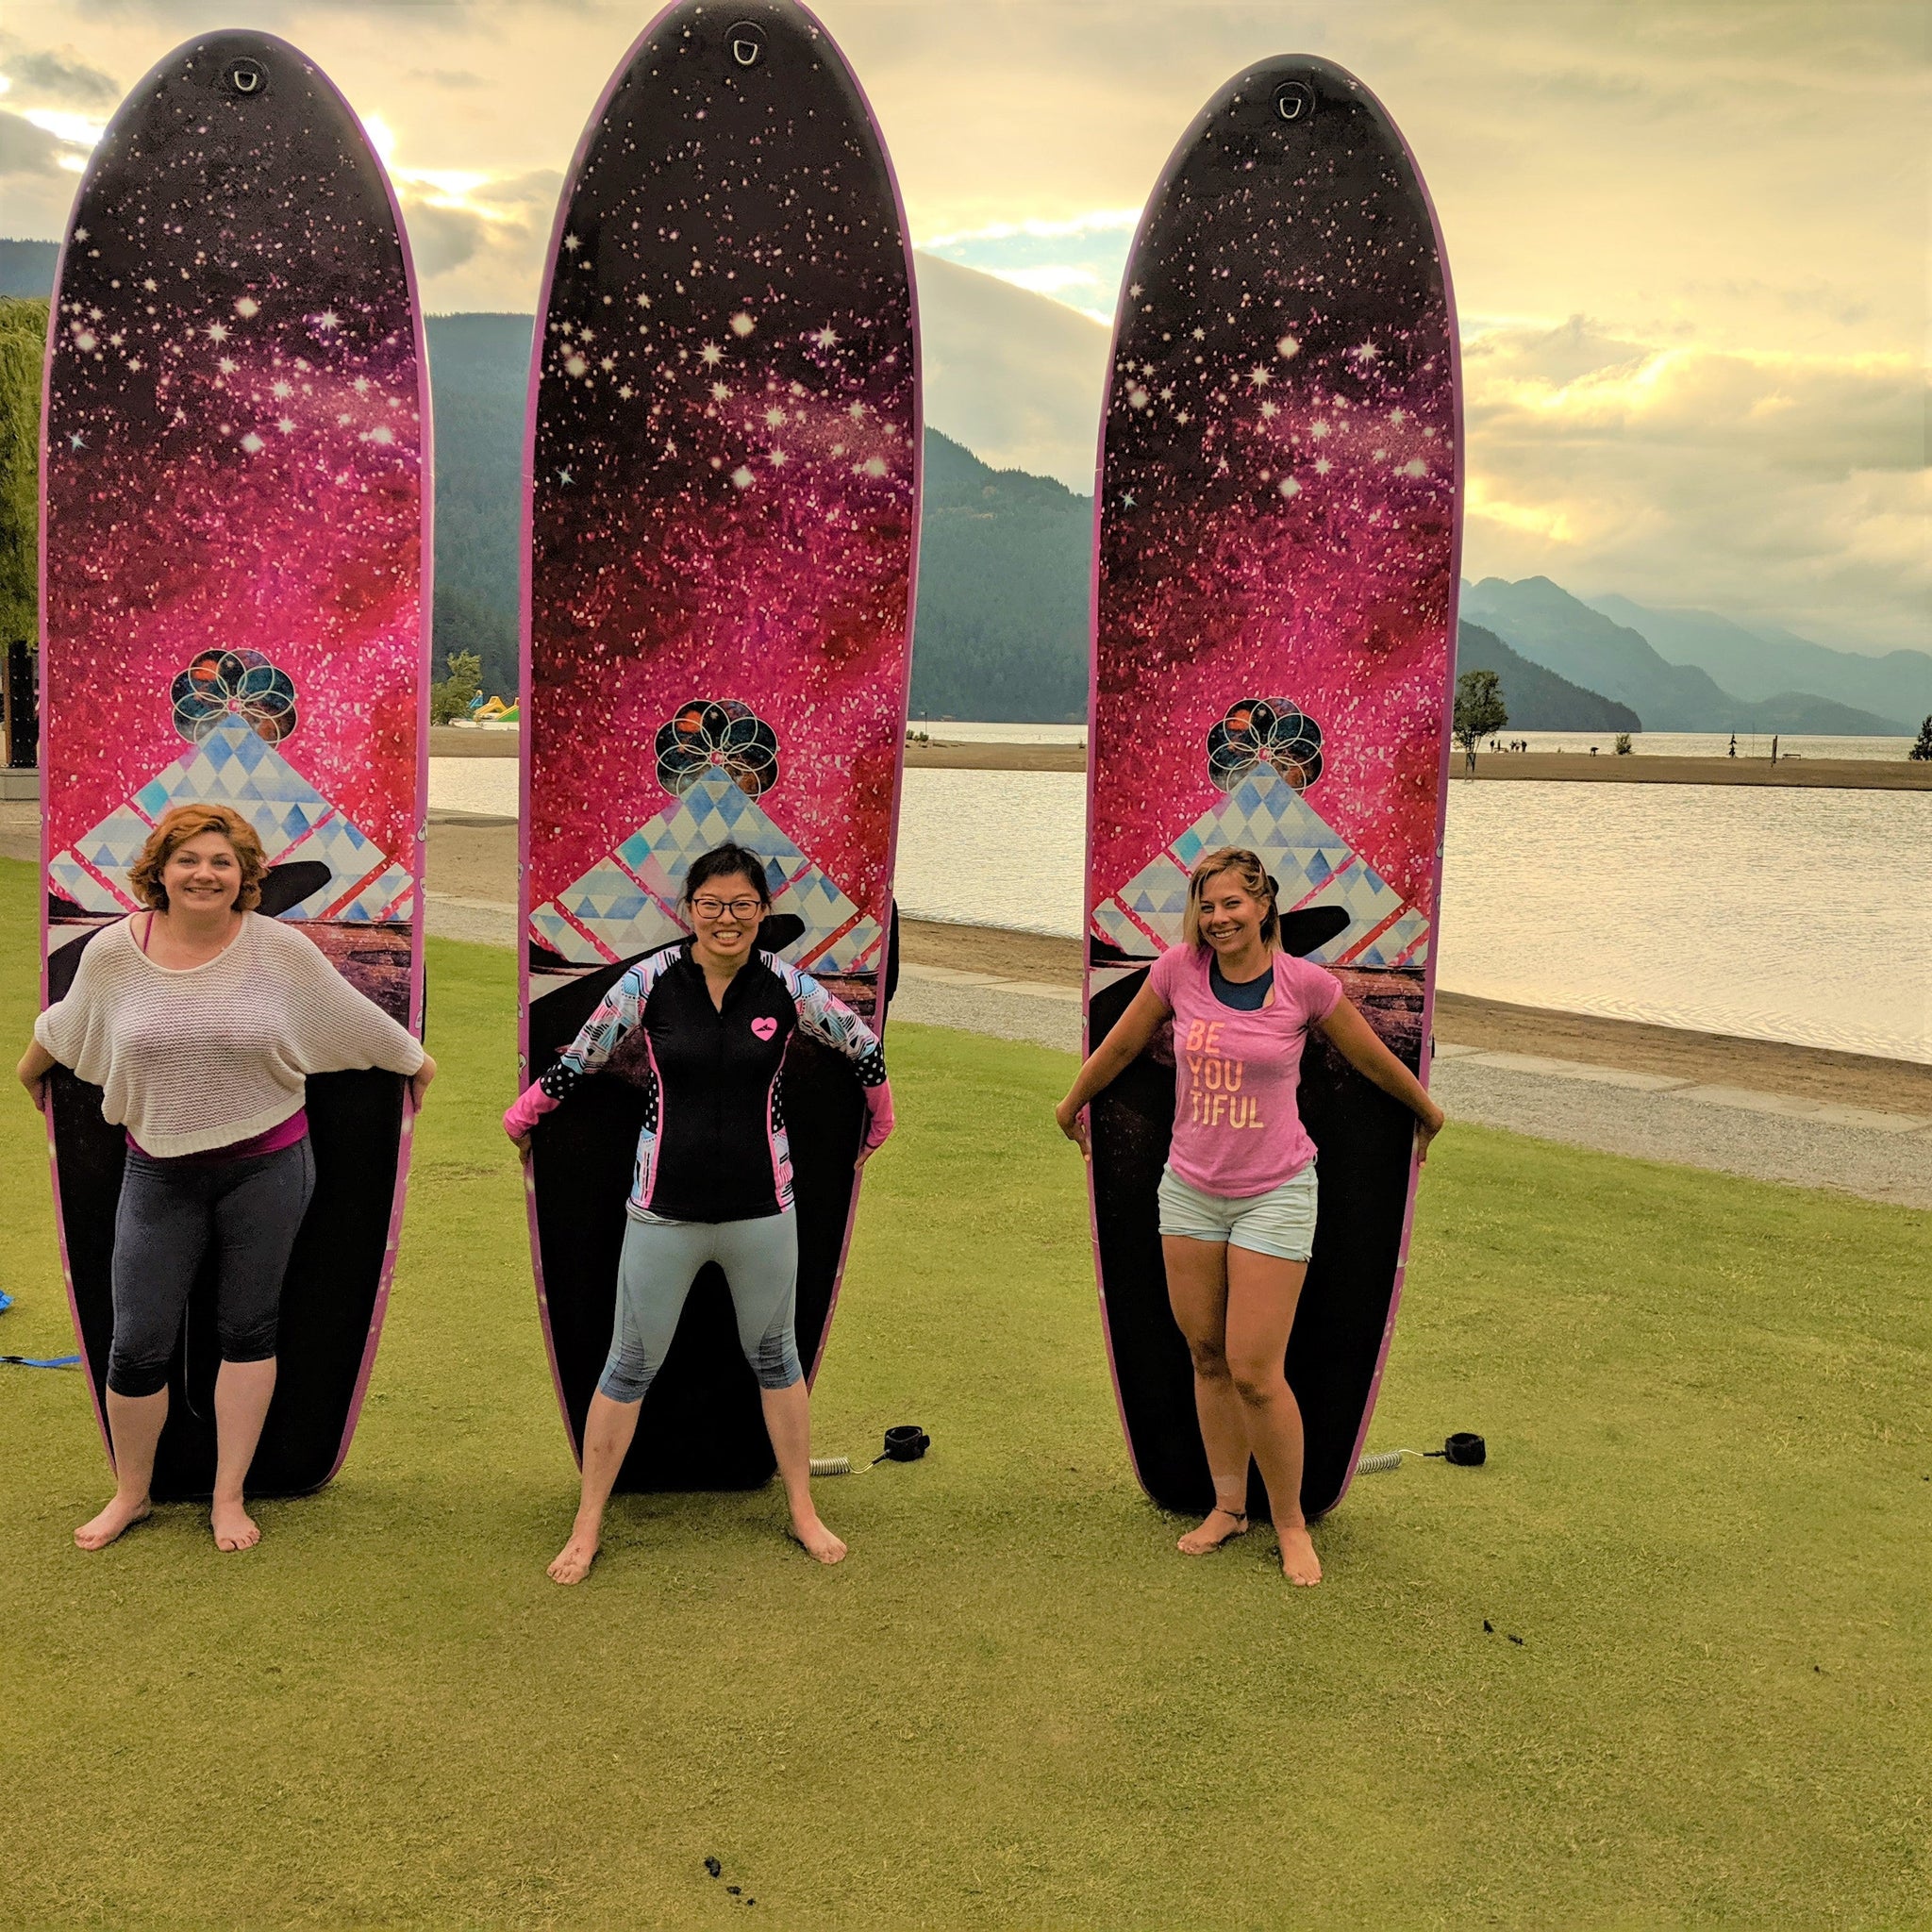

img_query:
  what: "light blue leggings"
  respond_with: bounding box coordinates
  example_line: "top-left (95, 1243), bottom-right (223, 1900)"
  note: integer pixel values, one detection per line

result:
top-left (599, 1209), bottom-right (802, 1404)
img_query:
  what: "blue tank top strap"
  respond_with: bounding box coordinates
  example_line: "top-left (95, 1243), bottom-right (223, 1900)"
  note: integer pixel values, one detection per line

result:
top-left (1208, 953), bottom-right (1273, 1012)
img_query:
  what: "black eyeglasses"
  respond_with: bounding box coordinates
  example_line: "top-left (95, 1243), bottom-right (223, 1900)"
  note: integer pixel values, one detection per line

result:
top-left (691, 896), bottom-right (763, 920)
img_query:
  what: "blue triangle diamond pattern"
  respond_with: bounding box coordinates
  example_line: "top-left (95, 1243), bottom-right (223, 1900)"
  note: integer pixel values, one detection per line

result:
top-left (47, 716), bottom-right (414, 922)
top-left (1091, 771), bottom-right (1430, 968)
top-left (531, 769), bottom-right (881, 973)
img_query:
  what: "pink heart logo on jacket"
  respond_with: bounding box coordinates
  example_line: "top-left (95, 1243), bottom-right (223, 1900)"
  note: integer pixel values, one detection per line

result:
top-left (751, 1017), bottom-right (778, 1041)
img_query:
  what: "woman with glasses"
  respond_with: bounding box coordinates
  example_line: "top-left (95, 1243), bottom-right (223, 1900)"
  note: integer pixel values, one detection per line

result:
top-left (504, 842), bottom-right (894, 1582)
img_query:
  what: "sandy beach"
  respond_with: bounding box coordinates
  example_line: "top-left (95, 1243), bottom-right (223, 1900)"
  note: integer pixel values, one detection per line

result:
top-left (430, 729), bottom-right (1929, 789)
top-left (1457, 752), bottom-right (1932, 791)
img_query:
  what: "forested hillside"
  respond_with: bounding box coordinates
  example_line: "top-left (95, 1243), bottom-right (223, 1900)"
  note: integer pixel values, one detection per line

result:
top-left (1454, 623), bottom-right (1642, 732)
top-left (909, 430), bottom-right (1091, 721)
top-left (424, 313), bottom-right (527, 700)
top-left (421, 306), bottom-right (1096, 720)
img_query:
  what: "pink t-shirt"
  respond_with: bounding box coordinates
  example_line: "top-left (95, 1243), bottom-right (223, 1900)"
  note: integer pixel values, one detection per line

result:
top-left (1147, 945), bottom-right (1342, 1197)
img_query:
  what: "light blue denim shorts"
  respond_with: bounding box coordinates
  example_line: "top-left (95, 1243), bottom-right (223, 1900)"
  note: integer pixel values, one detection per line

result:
top-left (1157, 1162), bottom-right (1319, 1263)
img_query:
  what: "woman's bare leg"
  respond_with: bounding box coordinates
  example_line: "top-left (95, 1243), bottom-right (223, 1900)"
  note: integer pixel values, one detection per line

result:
top-left (210, 1357), bottom-right (276, 1551)
top-left (75, 1388), bottom-right (167, 1549)
top-left (1162, 1236), bottom-right (1255, 1554)
top-left (549, 1391), bottom-right (644, 1584)
top-left (760, 1379), bottom-right (845, 1564)
top-left (1221, 1246), bottom-right (1320, 1584)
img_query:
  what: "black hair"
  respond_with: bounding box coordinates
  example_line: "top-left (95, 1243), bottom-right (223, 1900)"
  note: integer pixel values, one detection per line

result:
top-left (681, 842), bottom-right (773, 908)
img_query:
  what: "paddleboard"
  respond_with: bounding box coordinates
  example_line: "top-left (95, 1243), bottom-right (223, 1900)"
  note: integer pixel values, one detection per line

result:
top-left (521, 0), bottom-right (917, 1491)
top-left (40, 32), bottom-right (429, 1500)
top-left (1086, 57), bottom-right (1458, 1521)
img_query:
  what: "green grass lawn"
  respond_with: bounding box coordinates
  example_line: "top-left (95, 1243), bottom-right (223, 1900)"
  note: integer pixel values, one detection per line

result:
top-left (2, 857), bottom-right (1927, 1928)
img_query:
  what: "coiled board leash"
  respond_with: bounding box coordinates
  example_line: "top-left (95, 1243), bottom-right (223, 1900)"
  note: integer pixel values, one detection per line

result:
top-left (810, 1424), bottom-right (930, 1478)
top-left (1357, 1432), bottom-right (1486, 1475)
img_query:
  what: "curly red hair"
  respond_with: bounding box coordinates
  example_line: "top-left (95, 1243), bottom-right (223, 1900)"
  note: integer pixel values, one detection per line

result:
top-left (128, 804), bottom-right (268, 912)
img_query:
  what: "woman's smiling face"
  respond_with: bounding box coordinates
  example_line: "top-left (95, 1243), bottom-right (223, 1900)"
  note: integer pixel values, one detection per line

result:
top-left (1195, 870), bottom-right (1267, 955)
top-left (161, 833), bottom-right (243, 914)
top-left (688, 870), bottom-right (766, 962)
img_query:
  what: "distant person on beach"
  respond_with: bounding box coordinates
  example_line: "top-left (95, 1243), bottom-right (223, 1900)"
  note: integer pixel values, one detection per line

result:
top-left (1729, 734), bottom-right (1738, 758)
top-left (503, 842), bottom-right (893, 1584)
top-left (16, 803), bottom-right (435, 1555)
top-left (1053, 847), bottom-right (1443, 1588)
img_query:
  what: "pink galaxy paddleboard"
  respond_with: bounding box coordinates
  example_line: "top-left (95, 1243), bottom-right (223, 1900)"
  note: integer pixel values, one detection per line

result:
top-left (40, 31), bottom-right (429, 1498)
top-left (1085, 57), bottom-right (1459, 1519)
top-left (520, 0), bottom-right (917, 1489)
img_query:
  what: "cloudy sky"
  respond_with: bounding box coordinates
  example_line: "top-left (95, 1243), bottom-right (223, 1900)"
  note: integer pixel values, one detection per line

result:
top-left (2, 1), bottom-right (1924, 652)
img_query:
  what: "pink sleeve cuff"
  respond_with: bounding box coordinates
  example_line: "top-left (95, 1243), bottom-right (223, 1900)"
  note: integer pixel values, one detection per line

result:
top-left (861, 1078), bottom-right (894, 1151)
top-left (503, 1083), bottom-right (558, 1141)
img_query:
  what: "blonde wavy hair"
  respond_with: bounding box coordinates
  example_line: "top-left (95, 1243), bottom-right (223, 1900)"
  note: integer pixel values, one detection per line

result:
top-left (1180, 846), bottom-right (1280, 950)
top-left (128, 804), bottom-right (268, 912)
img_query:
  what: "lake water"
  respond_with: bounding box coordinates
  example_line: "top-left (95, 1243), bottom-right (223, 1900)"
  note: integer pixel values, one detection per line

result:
top-left (431, 756), bottom-right (1932, 1061)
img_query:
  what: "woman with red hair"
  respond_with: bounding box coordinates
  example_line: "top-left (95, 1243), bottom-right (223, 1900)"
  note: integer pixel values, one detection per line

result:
top-left (17, 803), bottom-right (434, 1554)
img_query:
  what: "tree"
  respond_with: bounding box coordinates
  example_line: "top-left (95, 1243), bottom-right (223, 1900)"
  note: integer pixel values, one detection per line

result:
top-left (1912, 716), bottom-right (1932, 762)
top-left (0, 297), bottom-right (47, 650)
top-left (433, 579), bottom-right (518, 705)
top-left (1454, 668), bottom-right (1508, 772)
top-left (429, 650), bottom-right (482, 725)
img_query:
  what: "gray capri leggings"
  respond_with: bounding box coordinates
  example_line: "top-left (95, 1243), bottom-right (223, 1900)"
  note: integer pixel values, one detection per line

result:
top-left (108, 1139), bottom-right (317, 1398)
top-left (600, 1209), bottom-right (802, 1404)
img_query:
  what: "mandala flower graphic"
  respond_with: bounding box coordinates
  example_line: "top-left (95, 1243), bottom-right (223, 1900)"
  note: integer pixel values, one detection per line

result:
top-left (655, 699), bottom-right (781, 797)
top-left (1207, 697), bottom-right (1323, 793)
top-left (170, 649), bottom-right (299, 745)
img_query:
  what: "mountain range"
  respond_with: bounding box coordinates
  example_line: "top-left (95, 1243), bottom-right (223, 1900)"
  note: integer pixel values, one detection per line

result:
top-left (6, 235), bottom-right (1921, 733)
top-left (1583, 593), bottom-right (1932, 729)
top-left (391, 313), bottom-right (1932, 733)
top-left (1461, 577), bottom-right (1919, 735)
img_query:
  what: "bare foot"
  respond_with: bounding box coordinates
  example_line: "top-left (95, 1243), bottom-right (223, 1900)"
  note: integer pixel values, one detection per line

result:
top-left (1277, 1522), bottom-right (1323, 1587)
top-left (1177, 1506), bottom-right (1250, 1556)
top-left (210, 1497), bottom-right (261, 1552)
top-left (787, 1514), bottom-right (847, 1564)
top-left (74, 1494), bottom-right (152, 1551)
top-left (547, 1528), bottom-right (600, 1585)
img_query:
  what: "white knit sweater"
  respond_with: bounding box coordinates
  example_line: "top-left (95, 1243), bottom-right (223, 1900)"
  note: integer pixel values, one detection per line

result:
top-left (36, 914), bottom-right (425, 1158)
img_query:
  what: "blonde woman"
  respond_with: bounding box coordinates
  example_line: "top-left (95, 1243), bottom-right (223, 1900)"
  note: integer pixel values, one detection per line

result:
top-left (1057, 848), bottom-right (1442, 1586)
top-left (17, 804), bottom-right (434, 1554)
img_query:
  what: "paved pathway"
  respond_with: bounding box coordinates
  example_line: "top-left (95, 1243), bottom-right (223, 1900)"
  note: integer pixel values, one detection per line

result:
top-left (427, 903), bottom-right (1931, 1211)
top-left (1429, 1046), bottom-right (1929, 1210)
top-left (425, 891), bottom-right (518, 949)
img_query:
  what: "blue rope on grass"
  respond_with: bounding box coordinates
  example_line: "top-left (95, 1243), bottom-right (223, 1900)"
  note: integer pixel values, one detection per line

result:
top-left (0, 1289), bottom-right (83, 1368)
